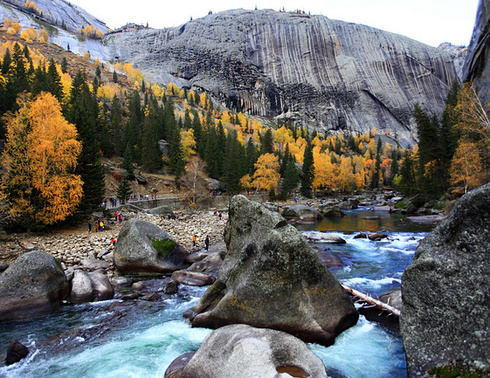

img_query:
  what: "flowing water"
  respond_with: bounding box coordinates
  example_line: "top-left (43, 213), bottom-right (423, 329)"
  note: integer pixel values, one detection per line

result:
top-left (0, 208), bottom-right (435, 377)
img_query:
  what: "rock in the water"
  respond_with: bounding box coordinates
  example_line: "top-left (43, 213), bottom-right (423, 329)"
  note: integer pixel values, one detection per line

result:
top-left (69, 270), bottom-right (114, 304)
top-left (318, 204), bottom-right (344, 217)
top-left (281, 205), bottom-right (323, 223)
top-left (316, 250), bottom-right (346, 268)
top-left (165, 324), bottom-right (327, 378)
top-left (368, 232), bottom-right (388, 241)
top-left (69, 270), bottom-right (94, 304)
top-left (0, 251), bottom-right (69, 321)
top-left (6, 339), bottom-right (29, 365)
top-left (184, 195), bottom-right (358, 346)
top-left (401, 183), bottom-right (490, 376)
top-left (303, 232), bottom-right (347, 244)
top-left (88, 272), bottom-right (114, 301)
top-left (171, 270), bottom-right (216, 286)
top-left (114, 218), bottom-right (188, 274)
top-left (359, 289), bottom-right (402, 332)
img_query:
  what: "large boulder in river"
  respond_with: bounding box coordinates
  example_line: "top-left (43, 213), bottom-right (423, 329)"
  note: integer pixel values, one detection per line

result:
top-left (114, 218), bottom-right (188, 274)
top-left (281, 204), bottom-right (323, 223)
top-left (184, 195), bottom-right (358, 346)
top-left (401, 183), bottom-right (490, 377)
top-left (165, 324), bottom-right (327, 378)
top-left (69, 270), bottom-right (114, 304)
top-left (0, 250), bottom-right (69, 321)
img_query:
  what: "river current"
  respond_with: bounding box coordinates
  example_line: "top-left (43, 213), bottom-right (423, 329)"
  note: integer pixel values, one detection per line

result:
top-left (0, 208), bottom-right (434, 377)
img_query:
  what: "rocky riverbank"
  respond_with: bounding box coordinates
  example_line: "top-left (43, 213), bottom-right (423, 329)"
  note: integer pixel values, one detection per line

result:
top-left (0, 210), bottom-right (228, 276)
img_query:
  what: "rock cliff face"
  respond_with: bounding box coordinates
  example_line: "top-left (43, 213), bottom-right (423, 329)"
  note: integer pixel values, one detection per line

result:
top-left (0, 0), bottom-right (109, 33)
top-left (105, 9), bottom-right (457, 145)
top-left (463, 0), bottom-right (490, 109)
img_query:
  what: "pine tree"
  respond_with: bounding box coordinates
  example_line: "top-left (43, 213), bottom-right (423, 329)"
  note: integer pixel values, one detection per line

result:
top-left (222, 131), bottom-right (246, 193)
top-left (281, 157), bottom-right (299, 194)
top-left (110, 94), bottom-right (125, 155)
top-left (125, 90), bottom-right (144, 163)
top-left (301, 141), bottom-right (314, 198)
top-left (65, 71), bottom-right (105, 213)
top-left (122, 143), bottom-right (135, 178)
top-left (142, 102), bottom-right (163, 172)
top-left (168, 118), bottom-right (185, 179)
top-left (46, 58), bottom-right (63, 103)
top-left (414, 104), bottom-right (445, 198)
top-left (116, 177), bottom-right (132, 203)
top-left (260, 128), bottom-right (274, 154)
top-left (204, 125), bottom-right (221, 178)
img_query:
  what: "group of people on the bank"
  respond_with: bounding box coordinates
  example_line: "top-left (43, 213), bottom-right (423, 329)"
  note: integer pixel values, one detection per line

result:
top-left (192, 234), bottom-right (210, 251)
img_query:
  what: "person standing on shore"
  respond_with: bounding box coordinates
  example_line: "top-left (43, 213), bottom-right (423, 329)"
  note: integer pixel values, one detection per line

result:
top-left (205, 235), bottom-right (210, 251)
top-left (192, 235), bottom-right (197, 247)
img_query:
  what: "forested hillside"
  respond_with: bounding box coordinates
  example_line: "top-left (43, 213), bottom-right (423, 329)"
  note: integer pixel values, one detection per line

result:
top-left (0, 17), bottom-right (488, 230)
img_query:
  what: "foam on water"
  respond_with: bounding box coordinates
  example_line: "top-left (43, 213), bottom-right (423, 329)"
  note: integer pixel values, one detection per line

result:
top-left (311, 316), bottom-right (406, 377)
top-left (1, 216), bottom-right (431, 378)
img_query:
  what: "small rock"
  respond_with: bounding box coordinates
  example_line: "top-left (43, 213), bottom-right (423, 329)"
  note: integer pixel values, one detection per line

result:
top-left (6, 339), bottom-right (29, 365)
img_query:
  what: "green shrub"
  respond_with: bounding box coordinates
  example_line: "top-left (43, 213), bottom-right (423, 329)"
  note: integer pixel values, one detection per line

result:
top-left (151, 239), bottom-right (177, 260)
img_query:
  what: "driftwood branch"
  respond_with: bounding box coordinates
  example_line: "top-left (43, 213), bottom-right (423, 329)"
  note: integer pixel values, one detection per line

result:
top-left (341, 284), bottom-right (401, 317)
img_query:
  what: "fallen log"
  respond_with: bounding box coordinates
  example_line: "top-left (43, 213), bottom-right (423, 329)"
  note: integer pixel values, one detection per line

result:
top-left (341, 284), bottom-right (401, 317)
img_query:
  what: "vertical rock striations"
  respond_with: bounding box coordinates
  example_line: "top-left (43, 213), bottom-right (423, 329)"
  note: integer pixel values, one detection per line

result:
top-left (463, 0), bottom-right (490, 109)
top-left (105, 9), bottom-right (457, 145)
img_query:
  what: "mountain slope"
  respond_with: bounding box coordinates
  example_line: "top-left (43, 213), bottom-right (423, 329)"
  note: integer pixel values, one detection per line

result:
top-left (104, 9), bottom-right (457, 146)
top-left (0, 0), bottom-right (109, 33)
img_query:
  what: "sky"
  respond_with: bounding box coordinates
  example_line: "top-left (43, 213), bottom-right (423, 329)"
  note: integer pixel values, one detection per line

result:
top-left (68, 0), bottom-right (480, 47)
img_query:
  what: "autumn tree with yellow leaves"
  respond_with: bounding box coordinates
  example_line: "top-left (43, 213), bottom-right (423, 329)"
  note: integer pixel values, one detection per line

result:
top-left (1, 93), bottom-right (83, 228)
top-left (250, 153), bottom-right (281, 192)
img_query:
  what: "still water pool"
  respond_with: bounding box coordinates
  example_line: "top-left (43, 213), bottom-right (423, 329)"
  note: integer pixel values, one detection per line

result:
top-left (0, 208), bottom-right (435, 377)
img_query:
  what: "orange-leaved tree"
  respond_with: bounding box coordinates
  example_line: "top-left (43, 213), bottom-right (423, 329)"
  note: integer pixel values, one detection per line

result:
top-left (251, 153), bottom-right (280, 192)
top-left (450, 141), bottom-right (485, 193)
top-left (1, 92), bottom-right (83, 227)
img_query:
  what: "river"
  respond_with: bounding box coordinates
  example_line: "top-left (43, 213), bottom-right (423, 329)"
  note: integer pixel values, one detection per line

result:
top-left (0, 208), bottom-right (435, 377)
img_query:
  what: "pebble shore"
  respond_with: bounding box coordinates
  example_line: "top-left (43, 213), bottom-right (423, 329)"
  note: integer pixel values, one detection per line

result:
top-left (0, 210), bottom-right (229, 271)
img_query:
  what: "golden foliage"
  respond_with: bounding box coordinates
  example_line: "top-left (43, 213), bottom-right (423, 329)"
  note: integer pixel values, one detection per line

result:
top-left (450, 141), bottom-right (485, 193)
top-left (2, 93), bottom-right (83, 225)
top-left (181, 129), bottom-right (197, 161)
top-left (252, 153), bottom-right (280, 191)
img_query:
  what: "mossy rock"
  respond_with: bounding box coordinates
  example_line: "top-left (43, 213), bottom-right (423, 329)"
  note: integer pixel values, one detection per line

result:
top-left (152, 239), bottom-right (178, 260)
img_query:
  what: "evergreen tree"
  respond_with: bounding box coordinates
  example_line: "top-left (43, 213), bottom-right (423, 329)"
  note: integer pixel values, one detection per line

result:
top-left (61, 57), bottom-right (68, 73)
top-left (398, 151), bottom-right (417, 195)
top-left (125, 90), bottom-right (144, 163)
top-left (204, 126), bottom-right (221, 178)
top-left (31, 61), bottom-right (47, 99)
top-left (280, 143), bottom-right (290, 176)
top-left (301, 140), bottom-right (314, 198)
top-left (281, 157), bottom-right (299, 194)
top-left (222, 131), bottom-right (246, 193)
top-left (110, 94), bottom-right (125, 155)
top-left (260, 128), bottom-right (274, 154)
top-left (65, 71), bottom-right (105, 213)
top-left (371, 137), bottom-right (382, 189)
top-left (414, 104), bottom-right (445, 198)
top-left (112, 70), bottom-right (118, 83)
top-left (1, 48), bottom-right (11, 75)
top-left (142, 102), bottom-right (163, 171)
top-left (168, 118), bottom-right (185, 179)
top-left (46, 58), bottom-right (63, 103)
top-left (12, 43), bottom-right (29, 94)
top-left (122, 143), bottom-right (135, 178)
top-left (245, 137), bottom-right (258, 175)
top-left (191, 110), bottom-right (204, 156)
top-left (116, 177), bottom-right (132, 203)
